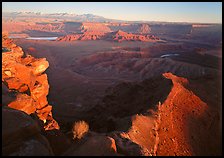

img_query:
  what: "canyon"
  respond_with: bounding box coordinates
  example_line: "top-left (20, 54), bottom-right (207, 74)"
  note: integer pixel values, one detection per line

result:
top-left (2, 12), bottom-right (222, 156)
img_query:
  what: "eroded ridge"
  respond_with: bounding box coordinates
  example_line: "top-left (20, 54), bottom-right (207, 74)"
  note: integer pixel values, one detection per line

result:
top-left (120, 72), bottom-right (219, 156)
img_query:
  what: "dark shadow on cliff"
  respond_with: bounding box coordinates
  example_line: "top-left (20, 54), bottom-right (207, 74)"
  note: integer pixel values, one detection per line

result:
top-left (184, 74), bottom-right (222, 155)
top-left (82, 74), bottom-right (172, 133)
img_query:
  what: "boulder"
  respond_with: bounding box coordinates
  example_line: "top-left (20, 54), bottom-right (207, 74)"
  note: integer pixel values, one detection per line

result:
top-left (43, 129), bottom-right (72, 155)
top-left (63, 135), bottom-right (118, 156)
top-left (31, 58), bottom-right (49, 75)
top-left (3, 62), bottom-right (36, 90)
top-left (2, 107), bottom-right (53, 156)
top-left (110, 132), bottom-right (143, 156)
top-left (31, 74), bottom-right (49, 109)
top-left (8, 93), bottom-right (37, 115)
top-left (2, 82), bottom-right (16, 106)
top-left (36, 105), bottom-right (52, 122)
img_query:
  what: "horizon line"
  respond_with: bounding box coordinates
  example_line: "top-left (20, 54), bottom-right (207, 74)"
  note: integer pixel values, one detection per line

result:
top-left (2, 11), bottom-right (222, 25)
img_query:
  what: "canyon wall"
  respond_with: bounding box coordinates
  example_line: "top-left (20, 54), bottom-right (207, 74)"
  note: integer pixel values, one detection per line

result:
top-left (2, 32), bottom-right (59, 130)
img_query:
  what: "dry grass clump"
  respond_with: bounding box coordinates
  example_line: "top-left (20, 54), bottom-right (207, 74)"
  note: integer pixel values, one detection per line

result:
top-left (72, 120), bottom-right (89, 140)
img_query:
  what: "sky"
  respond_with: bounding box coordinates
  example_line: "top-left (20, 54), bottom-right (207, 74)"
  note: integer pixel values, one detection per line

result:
top-left (2, 2), bottom-right (222, 23)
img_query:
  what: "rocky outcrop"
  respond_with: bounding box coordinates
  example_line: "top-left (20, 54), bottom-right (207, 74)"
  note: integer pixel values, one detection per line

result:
top-left (57, 33), bottom-right (82, 41)
top-left (81, 22), bottom-right (112, 33)
top-left (2, 32), bottom-right (59, 130)
top-left (2, 107), bottom-right (54, 156)
top-left (63, 132), bottom-right (118, 156)
top-left (109, 132), bottom-right (143, 156)
top-left (43, 129), bottom-right (72, 155)
top-left (119, 72), bottom-right (221, 156)
top-left (77, 72), bottom-right (220, 156)
top-left (57, 31), bottom-right (106, 41)
top-left (107, 30), bottom-right (159, 42)
top-left (57, 30), bottom-right (159, 42)
top-left (57, 22), bottom-right (111, 41)
top-left (136, 23), bottom-right (151, 34)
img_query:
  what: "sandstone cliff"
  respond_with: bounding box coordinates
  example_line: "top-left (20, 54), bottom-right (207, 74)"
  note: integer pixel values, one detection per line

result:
top-left (119, 73), bottom-right (221, 156)
top-left (2, 32), bottom-right (59, 130)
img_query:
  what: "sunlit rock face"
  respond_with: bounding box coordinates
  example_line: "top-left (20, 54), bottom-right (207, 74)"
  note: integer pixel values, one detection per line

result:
top-left (2, 32), bottom-right (59, 130)
top-left (119, 73), bottom-right (220, 156)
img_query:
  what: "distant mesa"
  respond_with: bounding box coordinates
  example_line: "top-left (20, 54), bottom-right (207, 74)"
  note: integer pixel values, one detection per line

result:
top-left (108, 30), bottom-right (159, 42)
top-left (57, 29), bottom-right (160, 42)
top-left (136, 23), bottom-right (151, 34)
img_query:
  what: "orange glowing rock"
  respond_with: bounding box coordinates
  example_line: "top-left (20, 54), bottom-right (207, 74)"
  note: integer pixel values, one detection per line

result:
top-left (2, 33), bottom-right (59, 131)
top-left (8, 94), bottom-right (37, 115)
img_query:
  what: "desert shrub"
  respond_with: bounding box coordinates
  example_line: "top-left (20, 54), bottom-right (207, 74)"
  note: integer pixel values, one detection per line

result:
top-left (72, 120), bottom-right (89, 140)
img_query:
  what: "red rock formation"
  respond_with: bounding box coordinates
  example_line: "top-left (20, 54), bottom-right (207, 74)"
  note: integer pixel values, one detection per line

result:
top-left (57, 29), bottom-right (159, 42)
top-left (57, 33), bottom-right (82, 41)
top-left (120, 72), bottom-right (221, 156)
top-left (81, 22), bottom-right (112, 33)
top-left (80, 31), bottom-right (106, 40)
top-left (57, 29), bottom-right (107, 41)
top-left (2, 32), bottom-right (59, 130)
top-left (107, 30), bottom-right (159, 42)
top-left (136, 23), bottom-right (151, 34)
